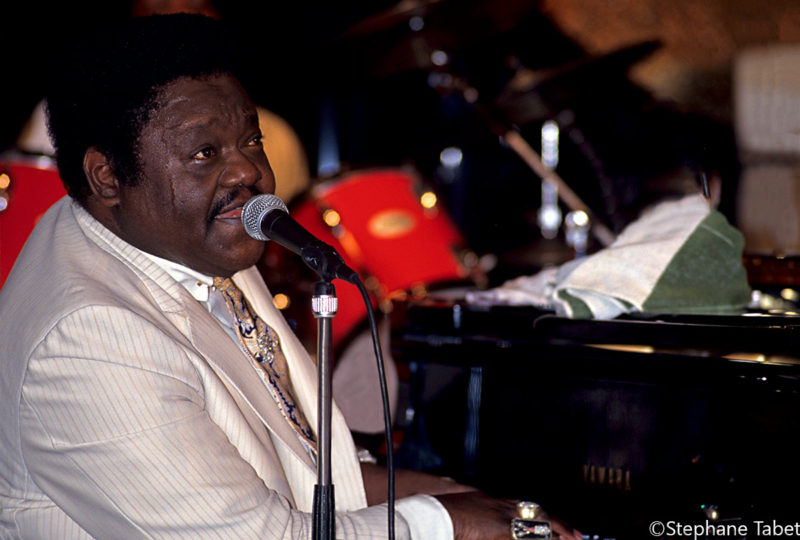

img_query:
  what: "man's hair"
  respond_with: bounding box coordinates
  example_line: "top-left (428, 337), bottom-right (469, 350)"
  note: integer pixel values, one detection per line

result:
top-left (46, 14), bottom-right (245, 204)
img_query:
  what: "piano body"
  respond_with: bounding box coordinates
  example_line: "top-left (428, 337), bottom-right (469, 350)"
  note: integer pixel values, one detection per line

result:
top-left (389, 297), bottom-right (800, 537)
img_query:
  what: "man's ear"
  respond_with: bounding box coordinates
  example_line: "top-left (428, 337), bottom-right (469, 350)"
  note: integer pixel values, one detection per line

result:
top-left (83, 147), bottom-right (121, 207)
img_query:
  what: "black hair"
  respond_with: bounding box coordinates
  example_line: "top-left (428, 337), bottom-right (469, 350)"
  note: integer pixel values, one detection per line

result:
top-left (46, 14), bottom-right (245, 204)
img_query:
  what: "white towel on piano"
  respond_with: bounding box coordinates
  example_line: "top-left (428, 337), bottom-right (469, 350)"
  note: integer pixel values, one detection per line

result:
top-left (467, 194), bottom-right (751, 319)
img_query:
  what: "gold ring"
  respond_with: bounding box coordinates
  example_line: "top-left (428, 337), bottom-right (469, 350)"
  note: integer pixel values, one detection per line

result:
top-left (517, 501), bottom-right (541, 520)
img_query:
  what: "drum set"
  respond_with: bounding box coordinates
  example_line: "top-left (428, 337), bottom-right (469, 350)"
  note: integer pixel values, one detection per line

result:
top-left (262, 167), bottom-right (482, 350)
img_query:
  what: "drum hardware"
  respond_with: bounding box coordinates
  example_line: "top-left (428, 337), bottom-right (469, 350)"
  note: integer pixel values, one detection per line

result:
top-left (420, 51), bottom-right (618, 248)
top-left (501, 131), bottom-right (615, 247)
top-left (493, 42), bottom-right (662, 238)
top-left (538, 120), bottom-right (562, 239)
top-left (564, 210), bottom-right (591, 257)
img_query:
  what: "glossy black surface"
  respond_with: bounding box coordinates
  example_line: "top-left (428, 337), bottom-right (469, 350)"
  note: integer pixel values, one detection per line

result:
top-left (390, 298), bottom-right (800, 538)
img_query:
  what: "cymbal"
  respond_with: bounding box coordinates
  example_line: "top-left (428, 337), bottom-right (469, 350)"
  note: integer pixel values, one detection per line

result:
top-left (493, 40), bottom-right (661, 122)
top-left (336, 0), bottom-right (448, 40)
top-left (331, 0), bottom-right (534, 75)
top-left (504, 40), bottom-right (660, 93)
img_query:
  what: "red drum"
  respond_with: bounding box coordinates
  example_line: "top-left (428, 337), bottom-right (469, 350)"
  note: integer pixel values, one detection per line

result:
top-left (291, 168), bottom-right (471, 348)
top-left (0, 153), bottom-right (67, 287)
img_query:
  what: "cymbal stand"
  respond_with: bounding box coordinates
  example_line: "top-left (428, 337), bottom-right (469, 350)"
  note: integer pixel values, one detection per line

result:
top-left (429, 68), bottom-right (616, 247)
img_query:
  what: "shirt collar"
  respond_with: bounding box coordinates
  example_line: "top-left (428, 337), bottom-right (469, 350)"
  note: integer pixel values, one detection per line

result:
top-left (141, 253), bottom-right (215, 303)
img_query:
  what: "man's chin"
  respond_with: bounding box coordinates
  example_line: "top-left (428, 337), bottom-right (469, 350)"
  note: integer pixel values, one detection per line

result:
top-left (197, 234), bottom-right (265, 277)
top-left (226, 241), bottom-right (266, 274)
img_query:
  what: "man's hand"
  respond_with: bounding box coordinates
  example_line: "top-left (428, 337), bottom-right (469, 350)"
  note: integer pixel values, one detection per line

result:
top-left (360, 464), bottom-right (582, 539)
top-left (435, 492), bottom-right (583, 540)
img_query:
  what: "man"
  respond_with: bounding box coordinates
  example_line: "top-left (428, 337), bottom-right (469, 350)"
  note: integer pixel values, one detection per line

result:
top-left (0, 14), bottom-right (577, 539)
top-left (129, 0), bottom-right (312, 205)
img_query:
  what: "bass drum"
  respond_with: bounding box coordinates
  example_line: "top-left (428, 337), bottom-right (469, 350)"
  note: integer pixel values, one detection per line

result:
top-left (0, 153), bottom-right (67, 287)
top-left (269, 168), bottom-right (475, 350)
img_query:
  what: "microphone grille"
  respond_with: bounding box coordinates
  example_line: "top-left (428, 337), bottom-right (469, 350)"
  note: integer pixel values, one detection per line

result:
top-left (242, 194), bottom-right (288, 241)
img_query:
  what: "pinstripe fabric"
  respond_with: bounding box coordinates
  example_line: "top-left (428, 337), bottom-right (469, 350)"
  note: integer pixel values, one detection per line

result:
top-left (0, 197), bottom-right (424, 539)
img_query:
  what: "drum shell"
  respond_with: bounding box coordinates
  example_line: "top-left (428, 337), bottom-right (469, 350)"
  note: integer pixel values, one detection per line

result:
top-left (312, 169), bottom-right (467, 295)
top-left (288, 168), bottom-right (470, 348)
top-left (0, 154), bottom-right (67, 287)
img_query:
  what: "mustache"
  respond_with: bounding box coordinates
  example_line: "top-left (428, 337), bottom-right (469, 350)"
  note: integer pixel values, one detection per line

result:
top-left (209, 185), bottom-right (260, 222)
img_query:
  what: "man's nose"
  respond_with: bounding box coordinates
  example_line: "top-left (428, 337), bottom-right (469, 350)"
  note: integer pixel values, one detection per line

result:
top-left (220, 149), bottom-right (262, 188)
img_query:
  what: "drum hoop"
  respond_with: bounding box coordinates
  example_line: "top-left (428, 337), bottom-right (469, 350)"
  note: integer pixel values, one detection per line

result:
top-left (311, 166), bottom-right (423, 199)
top-left (0, 150), bottom-right (58, 171)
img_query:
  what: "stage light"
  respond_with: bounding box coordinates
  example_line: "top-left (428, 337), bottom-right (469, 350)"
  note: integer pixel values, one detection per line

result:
top-left (420, 191), bottom-right (437, 209)
top-left (322, 209), bottom-right (341, 228)
top-left (272, 293), bottom-right (290, 310)
top-left (439, 146), bottom-right (463, 168)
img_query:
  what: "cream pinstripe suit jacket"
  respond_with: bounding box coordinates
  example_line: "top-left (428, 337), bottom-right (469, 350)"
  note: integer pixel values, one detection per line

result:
top-left (0, 198), bottom-right (413, 538)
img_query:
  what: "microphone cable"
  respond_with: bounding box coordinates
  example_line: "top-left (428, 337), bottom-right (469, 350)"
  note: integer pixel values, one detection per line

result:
top-left (352, 276), bottom-right (395, 540)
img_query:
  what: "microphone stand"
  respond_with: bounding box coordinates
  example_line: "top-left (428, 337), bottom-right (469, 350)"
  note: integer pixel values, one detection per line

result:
top-left (241, 196), bottom-right (395, 539)
top-left (311, 280), bottom-right (337, 540)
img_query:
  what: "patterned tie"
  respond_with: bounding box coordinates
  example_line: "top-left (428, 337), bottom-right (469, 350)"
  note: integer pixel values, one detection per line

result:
top-left (213, 277), bottom-right (317, 452)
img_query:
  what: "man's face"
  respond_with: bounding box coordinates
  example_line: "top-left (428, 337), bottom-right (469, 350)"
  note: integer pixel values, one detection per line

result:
top-left (111, 74), bottom-right (275, 277)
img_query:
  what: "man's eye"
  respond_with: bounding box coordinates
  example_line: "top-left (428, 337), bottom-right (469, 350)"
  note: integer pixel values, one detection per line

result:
top-left (192, 147), bottom-right (215, 160)
top-left (248, 134), bottom-right (263, 147)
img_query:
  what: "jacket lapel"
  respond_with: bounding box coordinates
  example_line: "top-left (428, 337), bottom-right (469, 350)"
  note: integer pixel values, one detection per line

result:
top-left (178, 286), bottom-right (318, 473)
top-left (234, 268), bottom-right (369, 511)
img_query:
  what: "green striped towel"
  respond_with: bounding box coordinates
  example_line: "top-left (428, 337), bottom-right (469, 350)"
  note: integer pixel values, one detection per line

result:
top-left (553, 194), bottom-right (751, 319)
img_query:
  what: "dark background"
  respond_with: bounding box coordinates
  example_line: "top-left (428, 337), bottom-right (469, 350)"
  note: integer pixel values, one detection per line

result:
top-left (3, 0), bottom-right (798, 259)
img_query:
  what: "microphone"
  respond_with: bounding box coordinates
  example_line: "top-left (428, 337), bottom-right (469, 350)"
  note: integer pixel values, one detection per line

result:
top-left (242, 194), bottom-right (359, 283)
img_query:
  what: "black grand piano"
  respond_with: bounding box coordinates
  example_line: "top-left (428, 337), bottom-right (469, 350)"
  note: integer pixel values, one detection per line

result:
top-left (389, 295), bottom-right (800, 538)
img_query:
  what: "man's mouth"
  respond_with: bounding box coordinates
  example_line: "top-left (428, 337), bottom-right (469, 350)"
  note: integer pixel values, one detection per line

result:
top-left (215, 206), bottom-right (243, 220)
top-left (211, 188), bottom-right (260, 223)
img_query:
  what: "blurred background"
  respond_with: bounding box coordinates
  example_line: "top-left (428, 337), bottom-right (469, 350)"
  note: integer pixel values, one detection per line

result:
top-left (3, 0), bottom-right (800, 247)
